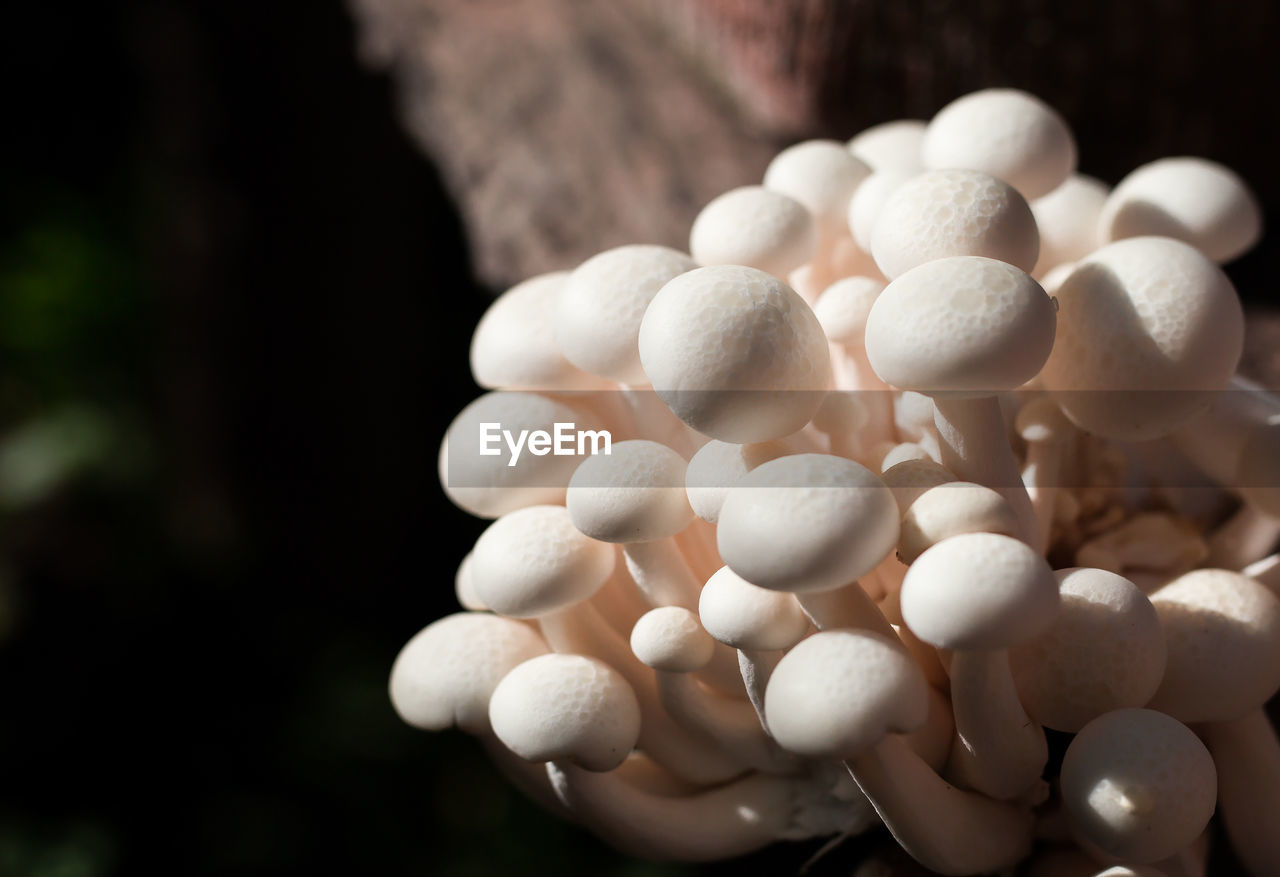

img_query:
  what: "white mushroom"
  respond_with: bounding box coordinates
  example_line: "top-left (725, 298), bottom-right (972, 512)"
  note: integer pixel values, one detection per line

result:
top-left (921, 88), bottom-right (1077, 200)
top-left (898, 481), bottom-right (1021, 564)
top-left (848, 119), bottom-right (927, 173)
top-left (1029, 175), bottom-right (1109, 277)
top-left (763, 139), bottom-right (872, 242)
top-left (689, 186), bottom-right (816, 279)
top-left (847, 170), bottom-right (914, 253)
top-left (1098, 157), bottom-right (1262, 263)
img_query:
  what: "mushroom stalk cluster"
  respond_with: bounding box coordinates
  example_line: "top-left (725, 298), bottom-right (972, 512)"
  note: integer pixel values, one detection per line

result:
top-left (396, 88), bottom-right (1278, 875)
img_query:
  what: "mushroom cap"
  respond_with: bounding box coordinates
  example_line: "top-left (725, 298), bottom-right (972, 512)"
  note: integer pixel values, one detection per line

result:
top-left (1060, 708), bottom-right (1216, 864)
top-left (1039, 236), bottom-right (1244, 441)
top-left (1098, 157), bottom-right (1262, 263)
top-left (454, 552), bottom-right (486, 611)
top-left (554, 245), bottom-right (697, 385)
top-left (441, 391), bottom-right (595, 518)
top-left (880, 457), bottom-right (954, 514)
top-left (689, 186), bottom-right (817, 278)
top-left (1030, 175), bottom-right (1109, 276)
top-left (1236, 422), bottom-right (1280, 519)
top-left (566, 440), bottom-right (694, 543)
top-left (865, 256), bottom-right (1056, 395)
top-left (812, 275), bottom-right (886, 347)
top-left (470, 272), bottom-right (602, 391)
top-left (764, 628), bottom-right (929, 760)
top-left (698, 565), bottom-right (811, 651)
top-left (389, 612), bottom-right (547, 734)
top-left (489, 654), bottom-right (641, 772)
top-left (630, 606), bottom-right (716, 672)
top-left (638, 265), bottom-right (832, 443)
top-left (870, 169), bottom-right (1040, 280)
top-left (470, 505), bottom-right (616, 618)
top-left (764, 139), bottom-right (872, 238)
top-left (901, 532), bottom-right (1059, 650)
top-left (899, 482), bottom-right (1021, 564)
top-left (1146, 568), bottom-right (1280, 722)
top-left (1009, 568), bottom-right (1166, 732)
top-left (717, 454), bottom-right (900, 594)
top-left (922, 88), bottom-right (1076, 200)
top-left (684, 438), bottom-right (791, 524)
top-left (846, 170), bottom-right (913, 252)
top-left (878, 442), bottom-right (932, 471)
top-left (847, 119), bottom-right (927, 173)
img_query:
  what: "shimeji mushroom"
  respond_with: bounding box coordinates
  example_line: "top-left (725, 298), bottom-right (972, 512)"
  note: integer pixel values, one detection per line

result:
top-left (683, 437), bottom-right (800, 524)
top-left (847, 170), bottom-right (914, 254)
top-left (1029, 175), bottom-right (1109, 278)
top-left (639, 265), bottom-right (832, 443)
top-left (1017, 396), bottom-right (1079, 551)
top-left (865, 256), bottom-right (1056, 548)
top-left (1059, 709), bottom-right (1216, 865)
top-left (1039, 236), bottom-right (1244, 442)
top-left (1202, 708), bottom-right (1280, 875)
top-left (716, 453), bottom-right (900, 634)
top-left (689, 186), bottom-right (816, 279)
top-left (1098, 157), bottom-right (1262, 263)
top-left (921, 88), bottom-right (1077, 200)
top-left (898, 482), bottom-right (1021, 565)
top-left (869, 169), bottom-right (1041, 280)
top-left (812, 275), bottom-right (894, 450)
top-left (900, 533), bottom-right (1059, 800)
top-left (1009, 568), bottom-right (1166, 733)
top-left (847, 119), bottom-right (927, 173)
top-left (765, 629), bottom-right (1034, 875)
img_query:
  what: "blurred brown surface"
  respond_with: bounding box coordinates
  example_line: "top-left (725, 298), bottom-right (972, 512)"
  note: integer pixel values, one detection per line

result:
top-left (350, 0), bottom-right (1277, 293)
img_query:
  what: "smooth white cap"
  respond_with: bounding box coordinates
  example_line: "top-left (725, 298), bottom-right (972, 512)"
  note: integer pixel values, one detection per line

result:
top-left (922, 88), bottom-right (1076, 200)
top-left (880, 457), bottom-right (954, 514)
top-left (470, 505), bottom-right (616, 618)
top-left (847, 119), bottom-right (927, 173)
top-left (717, 454), bottom-right (899, 594)
top-left (812, 276), bottom-right (885, 347)
top-left (630, 606), bottom-right (716, 672)
top-left (1040, 237), bottom-right (1244, 441)
top-left (1031, 175), bottom-right (1109, 276)
top-left (870, 169), bottom-right (1040, 280)
top-left (1147, 568), bottom-right (1280, 722)
top-left (846, 170), bottom-right (914, 253)
top-left (684, 439), bottom-right (791, 524)
top-left (1098, 157), bottom-right (1262, 263)
top-left (1010, 568), bottom-right (1166, 732)
top-left (901, 532), bottom-right (1059, 650)
top-left (489, 654), bottom-right (641, 772)
top-left (899, 482), bottom-right (1020, 564)
top-left (454, 552), bottom-right (485, 611)
top-left (698, 565), bottom-right (811, 651)
top-left (865, 256), bottom-right (1056, 395)
top-left (555, 245), bottom-right (697, 385)
top-left (639, 265), bottom-right (832, 443)
top-left (765, 628), bottom-right (929, 759)
top-left (1060, 708), bottom-right (1216, 864)
top-left (763, 140), bottom-right (872, 238)
top-left (566, 440), bottom-right (693, 543)
top-left (470, 272), bottom-right (602, 391)
top-left (389, 612), bottom-right (547, 734)
top-left (689, 186), bottom-right (817, 279)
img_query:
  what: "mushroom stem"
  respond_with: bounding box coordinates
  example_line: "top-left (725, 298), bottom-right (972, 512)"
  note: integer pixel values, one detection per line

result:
top-left (1207, 504), bottom-right (1280, 569)
top-left (1244, 552), bottom-right (1280, 593)
top-left (538, 602), bottom-right (745, 785)
top-left (623, 539), bottom-right (702, 610)
top-left (545, 761), bottom-right (826, 862)
top-left (1201, 708), bottom-right (1280, 876)
top-left (797, 581), bottom-right (896, 639)
top-left (738, 648), bottom-right (783, 733)
top-left (1171, 374), bottom-right (1280, 485)
top-left (932, 395), bottom-right (1041, 552)
top-left (654, 672), bottom-right (799, 774)
top-left (945, 649), bottom-right (1049, 801)
top-left (846, 734), bottom-right (1034, 875)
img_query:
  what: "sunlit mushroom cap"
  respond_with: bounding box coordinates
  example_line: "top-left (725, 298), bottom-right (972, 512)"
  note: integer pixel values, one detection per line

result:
top-left (865, 256), bottom-right (1056, 396)
top-left (763, 140), bottom-right (872, 238)
top-left (689, 186), bottom-right (817, 279)
top-left (639, 265), bottom-right (832, 443)
top-left (555, 245), bottom-right (697, 385)
top-left (698, 565), bottom-right (810, 651)
top-left (847, 119), bottom-right (926, 173)
top-left (899, 482), bottom-right (1021, 564)
top-left (1029, 175), bottom-right (1109, 276)
top-left (765, 628), bottom-right (928, 760)
top-left (901, 532), bottom-right (1059, 650)
top-left (1146, 568), bottom-right (1280, 722)
top-left (630, 606), bottom-right (716, 673)
top-left (566, 440), bottom-right (694, 543)
top-left (684, 439), bottom-right (791, 524)
top-left (470, 505), bottom-right (616, 618)
top-left (489, 653), bottom-right (641, 772)
top-left (812, 276), bottom-right (885, 347)
top-left (1060, 708), bottom-right (1216, 864)
top-left (717, 454), bottom-right (899, 594)
top-left (389, 612), bottom-right (547, 734)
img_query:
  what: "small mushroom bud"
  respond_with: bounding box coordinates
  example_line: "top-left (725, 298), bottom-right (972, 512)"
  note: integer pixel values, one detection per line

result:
top-left (689, 186), bottom-right (816, 278)
top-left (899, 482), bottom-right (1021, 564)
top-left (764, 140), bottom-right (872, 241)
top-left (1060, 708), bottom-right (1216, 865)
top-left (1029, 175), bottom-right (1109, 277)
top-left (847, 119), bottom-right (926, 173)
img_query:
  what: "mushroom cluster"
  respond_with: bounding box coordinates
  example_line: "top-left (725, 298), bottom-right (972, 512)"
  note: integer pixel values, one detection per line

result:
top-left (395, 88), bottom-right (1278, 875)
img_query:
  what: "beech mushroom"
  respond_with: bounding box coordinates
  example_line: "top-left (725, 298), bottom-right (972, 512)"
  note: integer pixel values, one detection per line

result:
top-left (900, 533), bottom-right (1058, 800)
top-left (689, 186), bottom-right (816, 278)
top-left (1030, 175), bottom-right (1109, 277)
top-left (847, 119), bottom-right (926, 173)
top-left (847, 170), bottom-right (914, 254)
top-left (1060, 708), bottom-right (1216, 865)
top-left (898, 481), bottom-right (1021, 564)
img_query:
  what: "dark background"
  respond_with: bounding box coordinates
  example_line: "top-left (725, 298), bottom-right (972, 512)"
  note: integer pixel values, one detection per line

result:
top-left (0, 1), bottom-right (1273, 875)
